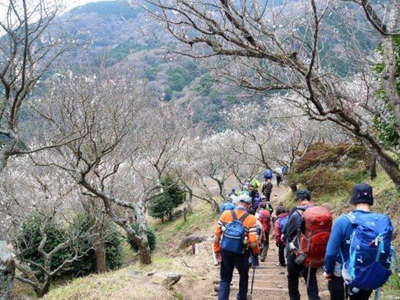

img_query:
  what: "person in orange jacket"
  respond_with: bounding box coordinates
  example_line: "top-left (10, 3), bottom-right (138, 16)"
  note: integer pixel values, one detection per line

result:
top-left (214, 194), bottom-right (260, 300)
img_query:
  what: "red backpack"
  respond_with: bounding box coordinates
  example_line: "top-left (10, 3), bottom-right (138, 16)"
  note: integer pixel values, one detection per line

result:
top-left (258, 210), bottom-right (271, 232)
top-left (298, 206), bottom-right (332, 268)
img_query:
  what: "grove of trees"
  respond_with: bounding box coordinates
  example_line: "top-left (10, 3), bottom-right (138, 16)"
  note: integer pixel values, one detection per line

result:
top-left (1, 0), bottom-right (399, 298)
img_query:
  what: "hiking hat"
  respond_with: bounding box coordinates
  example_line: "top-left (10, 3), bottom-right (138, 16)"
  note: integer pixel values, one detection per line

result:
top-left (295, 189), bottom-right (311, 201)
top-left (238, 194), bottom-right (252, 204)
top-left (350, 183), bottom-right (373, 205)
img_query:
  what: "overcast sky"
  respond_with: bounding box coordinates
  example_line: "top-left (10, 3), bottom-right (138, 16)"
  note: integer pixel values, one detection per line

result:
top-left (0, 0), bottom-right (112, 19)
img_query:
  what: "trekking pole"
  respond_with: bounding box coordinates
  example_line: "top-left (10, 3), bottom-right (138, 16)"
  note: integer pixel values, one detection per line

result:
top-left (249, 264), bottom-right (256, 300)
top-left (374, 288), bottom-right (381, 300)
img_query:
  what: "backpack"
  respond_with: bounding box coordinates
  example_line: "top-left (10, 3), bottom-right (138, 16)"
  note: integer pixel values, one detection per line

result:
top-left (279, 215), bottom-right (289, 233)
top-left (252, 194), bottom-right (261, 210)
top-left (342, 212), bottom-right (393, 290)
top-left (221, 210), bottom-right (249, 254)
top-left (263, 169), bottom-right (273, 179)
top-left (282, 166), bottom-right (289, 175)
top-left (297, 206), bottom-right (332, 268)
top-left (250, 178), bottom-right (261, 189)
top-left (276, 215), bottom-right (288, 245)
top-left (259, 210), bottom-right (271, 232)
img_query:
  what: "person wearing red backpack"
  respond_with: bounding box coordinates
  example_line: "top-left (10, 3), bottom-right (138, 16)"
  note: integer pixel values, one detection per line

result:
top-left (257, 202), bottom-right (271, 262)
top-left (274, 205), bottom-right (289, 267)
top-left (323, 183), bottom-right (393, 300)
top-left (284, 189), bottom-right (332, 300)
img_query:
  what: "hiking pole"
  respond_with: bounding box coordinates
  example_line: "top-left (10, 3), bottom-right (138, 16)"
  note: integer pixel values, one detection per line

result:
top-left (374, 288), bottom-right (381, 300)
top-left (249, 264), bottom-right (256, 300)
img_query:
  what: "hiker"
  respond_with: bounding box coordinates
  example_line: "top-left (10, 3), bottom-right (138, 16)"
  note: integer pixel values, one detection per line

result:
top-left (261, 169), bottom-right (273, 202)
top-left (249, 181), bottom-right (261, 212)
top-left (276, 173), bottom-right (282, 186)
top-left (282, 165), bottom-right (289, 176)
top-left (323, 183), bottom-right (393, 300)
top-left (257, 202), bottom-right (271, 262)
top-left (274, 205), bottom-right (289, 267)
top-left (285, 189), bottom-right (329, 300)
top-left (214, 194), bottom-right (260, 300)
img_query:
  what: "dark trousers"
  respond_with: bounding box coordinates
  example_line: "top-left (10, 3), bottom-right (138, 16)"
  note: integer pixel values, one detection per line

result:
top-left (219, 250), bottom-right (250, 300)
top-left (260, 230), bottom-right (269, 261)
top-left (278, 244), bottom-right (286, 266)
top-left (264, 192), bottom-right (271, 202)
top-left (287, 254), bottom-right (319, 300)
top-left (328, 276), bottom-right (373, 300)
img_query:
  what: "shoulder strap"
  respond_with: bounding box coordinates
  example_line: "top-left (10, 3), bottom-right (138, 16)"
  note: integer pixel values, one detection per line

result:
top-left (239, 212), bottom-right (249, 223)
top-left (345, 212), bottom-right (356, 224)
top-left (231, 210), bottom-right (237, 221)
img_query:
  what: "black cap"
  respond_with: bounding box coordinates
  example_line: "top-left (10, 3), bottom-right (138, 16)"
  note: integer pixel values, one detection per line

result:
top-left (351, 183), bottom-right (373, 205)
top-left (295, 189), bottom-right (311, 201)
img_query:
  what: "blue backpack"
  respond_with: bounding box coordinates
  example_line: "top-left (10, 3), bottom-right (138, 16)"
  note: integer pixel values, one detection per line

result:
top-left (342, 212), bottom-right (393, 290)
top-left (263, 169), bottom-right (273, 179)
top-left (279, 215), bottom-right (289, 233)
top-left (221, 211), bottom-right (249, 254)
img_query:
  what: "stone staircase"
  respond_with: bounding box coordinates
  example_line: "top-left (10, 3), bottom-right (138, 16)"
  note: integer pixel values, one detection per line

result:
top-left (204, 245), bottom-right (330, 299)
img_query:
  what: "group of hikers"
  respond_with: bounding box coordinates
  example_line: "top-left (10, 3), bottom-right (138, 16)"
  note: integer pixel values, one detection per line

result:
top-left (214, 169), bottom-right (394, 300)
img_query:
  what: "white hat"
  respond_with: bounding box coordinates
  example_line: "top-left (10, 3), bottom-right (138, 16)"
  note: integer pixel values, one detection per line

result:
top-left (238, 194), bottom-right (252, 204)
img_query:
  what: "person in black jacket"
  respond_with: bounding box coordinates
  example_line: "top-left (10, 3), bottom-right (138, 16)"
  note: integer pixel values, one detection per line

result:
top-left (284, 189), bottom-right (320, 300)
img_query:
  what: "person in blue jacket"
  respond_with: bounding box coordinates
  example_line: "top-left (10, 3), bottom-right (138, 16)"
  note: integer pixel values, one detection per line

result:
top-left (323, 183), bottom-right (375, 300)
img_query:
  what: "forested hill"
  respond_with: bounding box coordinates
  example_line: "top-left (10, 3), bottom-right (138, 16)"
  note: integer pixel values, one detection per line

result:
top-left (56, 0), bottom-right (378, 130)
top-left (48, 0), bottom-right (262, 130)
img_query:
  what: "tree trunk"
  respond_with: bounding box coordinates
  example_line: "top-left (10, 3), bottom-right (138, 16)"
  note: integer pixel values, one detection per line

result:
top-left (211, 200), bottom-right (220, 214)
top-left (183, 207), bottom-right (187, 222)
top-left (94, 237), bottom-right (107, 273)
top-left (363, 136), bottom-right (400, 190)
top-left (366, 153), bottom-right (377, 180)
top-left (0, 241), bottom-right (15, 300)
top-left (34, 280), bottom-right (50, 298)
top-left (138, 243), bottom-right (152, 265)
top-left (186, 190), bottom-right (193, 214)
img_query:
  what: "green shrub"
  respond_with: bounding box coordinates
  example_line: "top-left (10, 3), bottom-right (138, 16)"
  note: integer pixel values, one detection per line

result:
top-left (294, 143), bottom-right (365, 173)
top-left (69, 214), bottom-right (123, 276)
top-left (293, 167), bottom-right (353, 196)
top-left (149, 176), bottom-right (185, 221)
top-left (15, 214), bottom-right (71, 279)
top-left (127, 224), bottom-right (156, 253)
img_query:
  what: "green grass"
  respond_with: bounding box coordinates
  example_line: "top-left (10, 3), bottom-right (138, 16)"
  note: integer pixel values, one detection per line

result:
top-left (152, 201), bottom-right (216, 245)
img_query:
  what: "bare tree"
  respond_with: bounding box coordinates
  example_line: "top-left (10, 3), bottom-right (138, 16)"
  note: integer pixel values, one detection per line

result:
top-left (148, 0), bottom-right (400, 190)
top-left (30, 72), bottom-right (155, 264)
top-left (0, 161), bottom-right (86, 297)
top-left (190, 132), bottom-right (236, 212)
top-left (0, 0), bottom-right (69, 172)
top-left (14, 209), bottom-right (93, 298)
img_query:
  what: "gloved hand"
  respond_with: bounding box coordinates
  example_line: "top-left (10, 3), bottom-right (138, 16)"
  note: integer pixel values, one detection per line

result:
top-left (251, 255), bottom-right (259, 267)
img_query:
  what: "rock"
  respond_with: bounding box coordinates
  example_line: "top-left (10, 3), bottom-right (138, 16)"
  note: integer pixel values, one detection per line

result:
top-left (0, 241), bottom-right (15, 300)
top-left (178, 235), bottom-right (207, 250)
top-left (162, 273), bottom-right (182, 289)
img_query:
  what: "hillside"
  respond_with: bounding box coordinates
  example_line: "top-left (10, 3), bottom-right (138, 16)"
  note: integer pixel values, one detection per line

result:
top-left (49, 0), bottom-right (378, 131)
top-left (12, 170), bottom-right (400, 300)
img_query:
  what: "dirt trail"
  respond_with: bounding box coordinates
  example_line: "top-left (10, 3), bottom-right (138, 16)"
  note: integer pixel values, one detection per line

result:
top-left (203, 185), bottom-right (330, 300)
